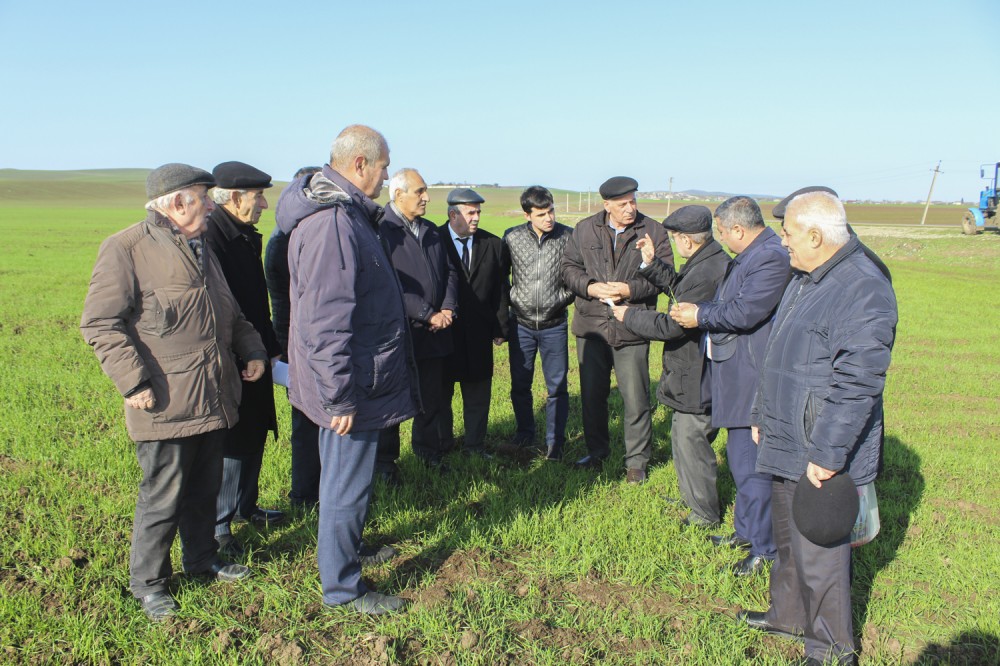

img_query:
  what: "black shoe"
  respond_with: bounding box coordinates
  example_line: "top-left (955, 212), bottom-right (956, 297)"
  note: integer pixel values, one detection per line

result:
top-left (359, 543), bottom-right (398, 567)
top-left (423, 456), bottom-right (453, 471)
top-left (736, 610), bottom-right (804, 642)
top-left (681, 513), bottom-right (721, 529)
top-left (346, 591), bottom-right (409, 615)
top-left (626, 468), bottom-right (647, 484)
top-left (216, 533), bottom-right (245, 558)
top-left (138, 591), bottom-right (178, 622)
top-left (545, 445), bottom-right (563, 461)
top-left (709, 533), bottom-right (752, 550)
top-left (574, 454), bottom-right (606, 470)
top-left (248, 508), bottom-right (286, 528)
top-left (375, 464), bottom-right (402, 487)
top-left (731, 554), bottom-right (771, 577)
top-left (203, 560), bottom-right (252, 582)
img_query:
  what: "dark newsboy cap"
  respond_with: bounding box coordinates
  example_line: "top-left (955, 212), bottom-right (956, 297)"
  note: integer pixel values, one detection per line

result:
top-left (792, 471), bottom-right (859, 546)
top-left (599, 176), bottom-right (639, 200)
top-left (146, 163), bottom-right (215, 200)
top-left (772, 185), bottom-right (838, 220)
top-left (447, 188), bottom-right (485, 205)
top-left (212, 161), bottom-right (273, 190)
top-left (663, 205), bottom-right (713, 233)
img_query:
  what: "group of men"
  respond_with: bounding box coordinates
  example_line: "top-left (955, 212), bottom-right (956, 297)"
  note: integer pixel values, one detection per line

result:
top-left (81, 122), bottom-right (897, 664)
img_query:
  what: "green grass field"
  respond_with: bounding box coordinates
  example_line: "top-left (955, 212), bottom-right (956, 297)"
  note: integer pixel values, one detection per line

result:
top-left (0, 171), bottom-right (998, 665)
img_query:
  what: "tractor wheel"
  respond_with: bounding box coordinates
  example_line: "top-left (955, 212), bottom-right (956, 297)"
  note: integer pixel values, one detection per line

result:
top-left (961, 211), bottom-right (979, 235)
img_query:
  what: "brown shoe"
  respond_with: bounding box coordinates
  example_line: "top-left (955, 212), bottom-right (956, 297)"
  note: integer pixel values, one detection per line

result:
top-left (626, 468), bottom-right (647, 484)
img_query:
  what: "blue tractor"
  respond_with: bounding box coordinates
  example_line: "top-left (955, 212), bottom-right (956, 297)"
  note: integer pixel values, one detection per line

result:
top-left (962, 162), bottom-right (999, 234)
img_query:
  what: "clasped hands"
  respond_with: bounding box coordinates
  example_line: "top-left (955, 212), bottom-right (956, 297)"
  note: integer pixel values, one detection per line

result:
top-left (428, 309), bottom-right (454, 332)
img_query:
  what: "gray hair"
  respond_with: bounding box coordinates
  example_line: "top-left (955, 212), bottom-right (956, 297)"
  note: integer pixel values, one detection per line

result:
top-left (684, 230), bottom-right (713, 245)
top-left (329, 124), bottom-right (388, 170)
top-left (715, 196), bottom-right (764, 230)
top-left (389, 168), bottom-right (421, 202)
top-left (211, 187), bottom-right (246, 205)
top-left (788, 191), bottom-right (850, 246)
top-left (145, 188), bottom-right (197, 214)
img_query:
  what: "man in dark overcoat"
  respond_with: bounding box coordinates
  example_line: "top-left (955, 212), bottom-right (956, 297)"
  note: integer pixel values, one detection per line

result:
top-left (377, 168), bottom-right (459, 475)
top-left (439, 188), bottom-right (509, 457)
top-left (204, 161), bottom-right (285, 558)
top-left (561, 176), bottom-right (673, 483)
top-left (612, 205), bottom-right (730, 525)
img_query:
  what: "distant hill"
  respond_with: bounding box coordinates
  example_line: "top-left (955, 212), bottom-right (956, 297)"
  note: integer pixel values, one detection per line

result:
top-left (641, 189), bottom-right (782, 201)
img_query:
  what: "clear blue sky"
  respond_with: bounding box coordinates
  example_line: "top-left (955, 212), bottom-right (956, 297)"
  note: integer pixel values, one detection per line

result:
top-left (1, 0), bottom-right (997, 202)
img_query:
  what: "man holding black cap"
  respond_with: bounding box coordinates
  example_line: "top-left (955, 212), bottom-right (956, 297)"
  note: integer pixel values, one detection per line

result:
top-left (81, 163), bottom-right (267, 621)
top-left (204, 161), bottom-right (285, 557)
top-left (742, 190), bottom-right (897, 665)
top-left (561, 177), bottom-right (672, 483)
top-left (440, 188), bottom-right (509, 459)
top-left (611, 205), bottom-right (730, 523)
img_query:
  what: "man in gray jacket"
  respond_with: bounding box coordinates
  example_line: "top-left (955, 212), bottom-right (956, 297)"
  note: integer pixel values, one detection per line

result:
top-left (742, 191), bottom-right (897, 665)
top-left (502, 186), bottom-right (574, 460)
top-left (81, 164), bottom-right (267, 621)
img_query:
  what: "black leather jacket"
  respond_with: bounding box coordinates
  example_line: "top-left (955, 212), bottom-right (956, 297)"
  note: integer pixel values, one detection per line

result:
top-left (502, 222), bottom-right (574, 329)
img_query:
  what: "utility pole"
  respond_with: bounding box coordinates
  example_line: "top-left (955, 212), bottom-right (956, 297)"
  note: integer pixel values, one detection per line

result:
top-left (587, 189), bottom-right (591, 214)
top-left (578, 191), bottom-right (582, 211)
top-left (920, 161), bottom-right (942, 225)
top-left (666, 176), bottom-right (674, 217)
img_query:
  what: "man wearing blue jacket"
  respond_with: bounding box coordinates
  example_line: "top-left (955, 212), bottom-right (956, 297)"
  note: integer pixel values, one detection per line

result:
top-left (284, 125), bottom-right (418, 615)
top-left (670, 196), bottom-right (790, 575)
top-left (742, 191), bottom-right (897, 665)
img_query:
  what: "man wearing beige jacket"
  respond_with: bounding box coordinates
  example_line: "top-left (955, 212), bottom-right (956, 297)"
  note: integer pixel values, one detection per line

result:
top-left (80, 163), bottom-right (267, 621)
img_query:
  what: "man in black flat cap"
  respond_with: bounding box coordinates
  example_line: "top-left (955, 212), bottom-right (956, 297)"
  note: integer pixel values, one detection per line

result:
top-left (561, 177), bottom-right (672, 483)
top-left (439, 188), bottom-right (509, 459)
top-left (742, 190), bottom-right (897, 665)
top-left (204, 162), bottom-right (286, 558)
top-left (611, 205), bottom-right (730, 523)
top-left (81, 163), bottom-right (267, 621)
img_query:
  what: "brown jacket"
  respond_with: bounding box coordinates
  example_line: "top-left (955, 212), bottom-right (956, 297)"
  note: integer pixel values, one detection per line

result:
top-left (80, 212), bottom-right (266, 441)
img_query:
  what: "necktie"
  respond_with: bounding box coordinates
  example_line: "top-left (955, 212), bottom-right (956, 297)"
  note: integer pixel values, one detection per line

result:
top-left (459, 237), bottom-right (470, 271)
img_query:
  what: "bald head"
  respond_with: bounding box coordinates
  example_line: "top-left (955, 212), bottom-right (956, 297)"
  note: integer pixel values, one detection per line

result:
top-left (329, 124), bottom-right (390, 199)
top-left (781, 191), bottom-right (851, 272)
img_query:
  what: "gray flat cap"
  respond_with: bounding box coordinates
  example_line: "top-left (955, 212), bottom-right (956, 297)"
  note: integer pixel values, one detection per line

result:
top-left (599, 176), bottom-right (639, 200)
top-left (772, 185), bottom-right (838, 219)
top-left (146, 163), bottom-right (215, 200)
top-left (663, 205), bottom-right (713, 233)
top-left (213, 161), bottom-right (272, 190)
top-left (447, 188), bottom-right (485, 205)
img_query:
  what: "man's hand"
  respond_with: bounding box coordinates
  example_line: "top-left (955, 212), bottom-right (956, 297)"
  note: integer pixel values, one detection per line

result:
top-left (428, 311), bottom-right (453, 331)
top-left (242, 359), bottom-right (266, 382)
top-left (607, 282), bottom-right (631, 300)
top-left (636, 233), bottom-right (655, 265)
top-left (587, 282), bottom-right (622, 303)
top-left (125, 387), bottom-right (156, 410)
top-left (610, 304), bottom-right (628, 322)
top-left (329, 412), bottom-right (355, 436)
top-left (493, 337), bottom-right (506, 346)
top-left (806, 462), bottom-right (837, 489)
top-left (669, 302), bottom-right (699, 328)
top-left (751, 426), bottom-right (759, 445)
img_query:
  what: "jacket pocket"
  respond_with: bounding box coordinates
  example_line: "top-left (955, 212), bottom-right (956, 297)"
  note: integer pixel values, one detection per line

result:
top-left (353, 334), bottom-right (406, 400)
top-left (137, 288), bottom-right (179, 337)
top-left (149, 348), bottom-right (213, 423)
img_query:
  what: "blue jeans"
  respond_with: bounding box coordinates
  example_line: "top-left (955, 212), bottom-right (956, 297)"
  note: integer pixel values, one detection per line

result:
top-left (509, 320), bottom-right (569, 454)
top-left (317, 427), bottom-right (377, 605)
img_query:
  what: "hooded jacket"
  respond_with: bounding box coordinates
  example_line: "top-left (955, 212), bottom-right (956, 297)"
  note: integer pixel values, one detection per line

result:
top-left (280, 166), bottom-right (418, 432)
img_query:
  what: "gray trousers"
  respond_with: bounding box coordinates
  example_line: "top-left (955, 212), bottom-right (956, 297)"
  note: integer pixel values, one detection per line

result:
top-left (577, 337), bottom-right (652, 470)
top-left (130, 431), bottom-right (224, 598)
top-left (768, 477), bottom-right (855, 664)
top-left (671, 410), bottom-right (720, 525)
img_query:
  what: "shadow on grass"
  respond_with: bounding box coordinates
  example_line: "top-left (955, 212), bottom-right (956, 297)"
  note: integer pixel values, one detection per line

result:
top-left (912, 630), bottom-right (1000, 665)
top-left (854, 435), bottom-right (924, 648)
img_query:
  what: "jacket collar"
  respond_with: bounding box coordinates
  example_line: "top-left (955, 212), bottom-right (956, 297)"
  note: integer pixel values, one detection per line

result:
top-left (732, 225), bottom-right (777, 266)
top-left (321, 164), bottom-right (383, 224)
top-left (806, 235), bottom-right (862, 284)
top-left (209, 206), bottom-right (256, 243)
top-left (680, 238), bottom-right (726, 275)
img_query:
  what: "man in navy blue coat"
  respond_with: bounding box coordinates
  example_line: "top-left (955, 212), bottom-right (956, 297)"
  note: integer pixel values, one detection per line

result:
top-left (670, 196), bottom-right (790, 576)
top-left (377, 168), bottom-right (459, 476)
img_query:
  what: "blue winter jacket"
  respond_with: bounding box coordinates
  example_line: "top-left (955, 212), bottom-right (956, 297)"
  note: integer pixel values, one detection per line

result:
top-left (280, 166), bottom-right (418, 432)
top-left (752, 237), bottom-right (897, 485)
top-left (696, 227), bottom-right (791, 427)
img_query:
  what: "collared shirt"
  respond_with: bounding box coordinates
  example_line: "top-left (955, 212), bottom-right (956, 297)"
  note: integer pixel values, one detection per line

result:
top-left (389, 202), bottom-right (420, 238)
top-left (447, 223), bottom-right (473, 266)
top-left (152, 212), bottom-right (206, 273)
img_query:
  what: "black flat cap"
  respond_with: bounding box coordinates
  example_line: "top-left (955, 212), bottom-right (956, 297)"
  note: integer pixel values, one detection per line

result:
top-left (663, 205), bottom-right (713, 233)
top-left (213, 161), bottom-right (273, 190)
top-left (792, 472), bottom-right (859, 546)
top-left (447, 188), bottom-right (485, 205)
top-left (599, 176), bottom-right (638, 200)
top-left (146, 163), bottom-right (215, 200)
top-left (773, 186), bottom-right (838, 219)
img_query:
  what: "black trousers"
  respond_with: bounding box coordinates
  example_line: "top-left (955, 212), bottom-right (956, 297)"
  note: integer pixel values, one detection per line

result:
top-left (289, 405), bottom-right (321, 507)
top-left (378, 356), bottom-right (449, 465)
top-left (215, 404), bottom-right (269, 537)
top-left (130, 431), bottom-right (224, 598)
top-left (767, 476), bottom-right (855, 664)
